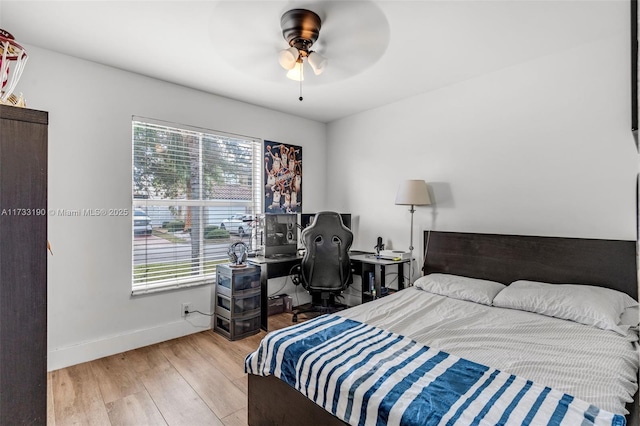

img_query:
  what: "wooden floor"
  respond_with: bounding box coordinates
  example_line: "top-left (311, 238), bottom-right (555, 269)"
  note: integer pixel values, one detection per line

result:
top-left (47, 313), bottom-right (300, 426)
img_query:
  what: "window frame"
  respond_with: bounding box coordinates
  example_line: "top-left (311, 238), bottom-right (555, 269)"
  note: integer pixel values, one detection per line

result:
top-left (131, 116), bottom-right (262, 295)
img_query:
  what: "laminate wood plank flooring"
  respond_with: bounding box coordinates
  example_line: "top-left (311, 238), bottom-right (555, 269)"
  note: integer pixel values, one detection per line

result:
top-left (47, 312), bottom-right (302, 426)
top-left (50, 362), bottom-right (112, 425)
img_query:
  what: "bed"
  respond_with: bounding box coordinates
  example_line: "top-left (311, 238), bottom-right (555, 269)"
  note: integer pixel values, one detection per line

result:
top-left (245, 231), bottom-right (640, 425)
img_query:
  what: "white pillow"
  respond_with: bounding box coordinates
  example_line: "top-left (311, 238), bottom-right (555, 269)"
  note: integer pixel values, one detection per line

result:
top-left (619, 306), bottom-right (639, 329)
top-left (413, 273), bottom-right (506, 306)
top-left (493, 280), bottom-right (639, 335)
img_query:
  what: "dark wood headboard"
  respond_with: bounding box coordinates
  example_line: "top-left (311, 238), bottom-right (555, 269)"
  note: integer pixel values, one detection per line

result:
top-left (422, 231), bottom-right (638, 300)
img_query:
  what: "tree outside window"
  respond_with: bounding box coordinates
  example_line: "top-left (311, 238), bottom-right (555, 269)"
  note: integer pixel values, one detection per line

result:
top-left (132, 119), bottom-right (261, 294)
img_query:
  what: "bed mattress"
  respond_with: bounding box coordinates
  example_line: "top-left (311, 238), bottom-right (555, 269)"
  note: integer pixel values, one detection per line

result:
top-left (336, 287), bottom-right (639, 415)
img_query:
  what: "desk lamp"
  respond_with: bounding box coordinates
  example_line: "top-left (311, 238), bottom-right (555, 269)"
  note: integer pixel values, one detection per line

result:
top-left (395, 180), bottom-right (431, 286)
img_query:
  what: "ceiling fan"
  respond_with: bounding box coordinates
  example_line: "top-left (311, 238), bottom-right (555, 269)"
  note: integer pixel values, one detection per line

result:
top-left (277, 9), bottom-right (327, 82)
top-left (209, 1), bottom-right (390, 97)
top-left (277, 8), bottom-right (328, 100)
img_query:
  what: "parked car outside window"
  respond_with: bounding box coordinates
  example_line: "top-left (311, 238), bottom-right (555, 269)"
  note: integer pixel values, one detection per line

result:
top-left (220, 214), bottom-right (253, 236)
top-left (134, 209), bottom-right (152, 235)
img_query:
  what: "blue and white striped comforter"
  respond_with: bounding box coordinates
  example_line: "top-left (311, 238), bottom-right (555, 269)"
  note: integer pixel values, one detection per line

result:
top-left (245, 314), bottom-right (626, 426)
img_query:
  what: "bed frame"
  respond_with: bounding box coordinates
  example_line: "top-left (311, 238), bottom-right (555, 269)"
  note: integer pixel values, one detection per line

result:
top-left (247, 231), bottom-right (639, 426)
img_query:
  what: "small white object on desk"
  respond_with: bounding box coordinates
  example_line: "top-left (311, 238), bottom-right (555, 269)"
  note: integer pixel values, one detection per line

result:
top-left (378, 250), bottom-right (411, 261)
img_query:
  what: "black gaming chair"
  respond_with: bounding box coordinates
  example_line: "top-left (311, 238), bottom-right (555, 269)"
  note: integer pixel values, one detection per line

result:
top-left (292, 211), bottom-right (353, 322)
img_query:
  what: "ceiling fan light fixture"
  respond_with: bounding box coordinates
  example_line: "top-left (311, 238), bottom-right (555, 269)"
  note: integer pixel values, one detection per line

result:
top-left (279, 8), bottom-right (325, 100)
top-left (307, 51), bottom-right (327, 75)
top-left (286, 59), bottom-right (304, 81)
top-left (278, 46), bottom-right (299, 70)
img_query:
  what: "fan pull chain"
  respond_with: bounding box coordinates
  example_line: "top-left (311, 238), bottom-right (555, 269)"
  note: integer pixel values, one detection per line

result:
top-left (299, 60), bottom-right (304, 101)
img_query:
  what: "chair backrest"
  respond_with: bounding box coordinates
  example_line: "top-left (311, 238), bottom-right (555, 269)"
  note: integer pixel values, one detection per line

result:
top-left (300, 211), bottom-right (353, 292)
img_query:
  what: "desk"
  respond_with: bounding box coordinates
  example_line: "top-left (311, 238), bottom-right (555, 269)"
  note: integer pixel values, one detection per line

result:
top-left (247, 255), bottom-right (302, 331)
top-left (349, 254), bottom-right (410, 303)
top-left (248, 253), bottom-right (410, 331)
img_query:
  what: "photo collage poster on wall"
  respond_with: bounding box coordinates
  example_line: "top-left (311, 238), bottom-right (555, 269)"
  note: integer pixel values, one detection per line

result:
top-left (264, 140), bottom-right (302, 214)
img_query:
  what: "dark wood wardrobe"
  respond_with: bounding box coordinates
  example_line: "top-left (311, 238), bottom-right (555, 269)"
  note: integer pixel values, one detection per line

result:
top-left (0, 105), bottom-right (48, 424)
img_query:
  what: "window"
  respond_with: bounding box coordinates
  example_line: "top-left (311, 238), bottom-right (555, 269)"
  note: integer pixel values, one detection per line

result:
top-left (132, 117), bottom-right (262, 295)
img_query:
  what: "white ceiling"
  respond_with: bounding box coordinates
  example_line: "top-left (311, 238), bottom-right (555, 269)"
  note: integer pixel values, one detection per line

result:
top-left (0, 0), bottom-right (627, 123)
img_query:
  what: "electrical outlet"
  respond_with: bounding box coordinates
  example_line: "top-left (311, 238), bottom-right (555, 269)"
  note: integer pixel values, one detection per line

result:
top-left (181, 302), bottom-right (192, 317)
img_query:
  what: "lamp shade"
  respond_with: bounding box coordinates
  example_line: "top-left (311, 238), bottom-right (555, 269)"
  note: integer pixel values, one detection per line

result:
top-left (307, 51), bottom-right (327, 75)
top-left (286, 60), bottom-right (304, 81)
top-left (395, 180), bottom-right (431, 206)
top-left (278, 46), bottom-right (299, 70)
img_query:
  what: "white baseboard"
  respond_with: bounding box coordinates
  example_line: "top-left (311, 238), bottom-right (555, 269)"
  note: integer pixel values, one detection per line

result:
top-left (48, 317), bottom-right (212, 371)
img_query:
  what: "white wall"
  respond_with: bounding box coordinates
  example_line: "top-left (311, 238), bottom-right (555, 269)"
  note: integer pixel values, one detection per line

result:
top-left (13, 1), bottom-right (638, 369)
top-left (327, 11), bottom-right (637, 283)
top-left (17, 45), bottom-right (326, 371)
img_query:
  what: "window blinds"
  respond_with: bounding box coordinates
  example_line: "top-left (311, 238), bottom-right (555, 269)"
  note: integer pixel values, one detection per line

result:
top-left (132, 117), bottom-right (261, 295)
